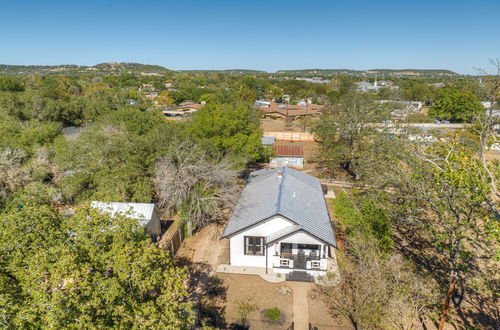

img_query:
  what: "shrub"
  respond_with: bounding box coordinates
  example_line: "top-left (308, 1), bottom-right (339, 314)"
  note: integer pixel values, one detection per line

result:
top-left (234, 297), bottom-right (257, 326)
top-left (264, 307), bottom-right (281, 321)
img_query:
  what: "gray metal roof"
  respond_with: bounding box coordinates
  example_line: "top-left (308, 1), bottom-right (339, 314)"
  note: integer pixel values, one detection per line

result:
top-left (90, 201), bottom-right (156, 227)
top-left (261, 136), bottom-right (276, 145)
top-left (222, 167), bottom-right (336, 246)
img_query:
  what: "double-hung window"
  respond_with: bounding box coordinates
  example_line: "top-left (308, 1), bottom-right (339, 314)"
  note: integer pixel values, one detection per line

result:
top-left (244, 236), bottom-right (264, 255)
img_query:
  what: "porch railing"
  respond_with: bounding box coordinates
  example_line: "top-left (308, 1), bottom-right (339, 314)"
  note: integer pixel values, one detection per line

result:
top-left (273, 255), bottom-right (327, 270)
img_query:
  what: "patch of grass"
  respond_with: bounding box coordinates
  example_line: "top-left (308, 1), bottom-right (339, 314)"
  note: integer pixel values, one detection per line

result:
top-left (264, 307), bottom-right (281, 321)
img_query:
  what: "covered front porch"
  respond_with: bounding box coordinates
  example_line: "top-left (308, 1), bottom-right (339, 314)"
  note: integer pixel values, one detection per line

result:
top-left (270, 242), bottom-right (329, 272)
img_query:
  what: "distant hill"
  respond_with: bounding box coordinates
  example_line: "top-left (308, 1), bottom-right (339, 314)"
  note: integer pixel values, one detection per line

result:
top-left (0, 63), bottom-right (460, 78)
top-left (179, 69), bottom-right (267, 75)
top-left (274, 68), bottom-right (460, 77)
top-left (0, 62), bottom-right (172, 76)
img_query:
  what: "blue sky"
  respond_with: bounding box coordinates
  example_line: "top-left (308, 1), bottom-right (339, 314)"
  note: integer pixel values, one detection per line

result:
top-left (1, 0), bottom-right (499, 74)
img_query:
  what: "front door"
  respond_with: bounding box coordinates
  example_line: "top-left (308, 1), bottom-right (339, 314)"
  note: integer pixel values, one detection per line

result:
top-left (295, 253), bottom-right (306, 269)
top-left (281, 243), bottom-right (292, 257)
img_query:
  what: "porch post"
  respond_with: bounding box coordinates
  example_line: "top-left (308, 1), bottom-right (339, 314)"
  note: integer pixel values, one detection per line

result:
top-left (265, 240), bottom-right (268, 274)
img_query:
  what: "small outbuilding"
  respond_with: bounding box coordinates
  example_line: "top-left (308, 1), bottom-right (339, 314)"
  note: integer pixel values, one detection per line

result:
top-left (270, 145), bottom-right (304, 168)
top-left (261, 136), bottom-right (276, 146)
top-left (90, 201), bottom-right (162, 239)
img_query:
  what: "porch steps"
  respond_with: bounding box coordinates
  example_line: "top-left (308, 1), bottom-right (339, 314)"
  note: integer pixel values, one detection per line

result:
top-left (286, 271), bottom-right (314, 282)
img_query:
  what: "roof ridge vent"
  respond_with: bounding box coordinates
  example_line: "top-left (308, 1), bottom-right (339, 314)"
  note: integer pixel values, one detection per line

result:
top-left (276, 167), bottom-right (285, 212)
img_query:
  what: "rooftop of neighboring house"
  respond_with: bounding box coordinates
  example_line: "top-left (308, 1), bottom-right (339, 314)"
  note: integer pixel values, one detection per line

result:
top-left (274, 145), bottom-right (304, 157)
top-left (357, 81), bottom-right (373, 87)
top-left (221, 166), bottom-right (336, 246)
top-left (176, 102), bottom-right (204, 111)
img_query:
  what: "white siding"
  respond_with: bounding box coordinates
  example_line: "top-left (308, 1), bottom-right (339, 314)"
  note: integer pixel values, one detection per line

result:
top-left (270, 157), bottom-right (304, 168)
top-left (227, 217), bottom-right (333, 277)
top-left (229, 216), bottom-right (293, 267)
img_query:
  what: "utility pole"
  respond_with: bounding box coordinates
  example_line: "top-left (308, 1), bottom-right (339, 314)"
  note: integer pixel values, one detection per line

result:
top-left (303, 99), bottom-right (309, 132)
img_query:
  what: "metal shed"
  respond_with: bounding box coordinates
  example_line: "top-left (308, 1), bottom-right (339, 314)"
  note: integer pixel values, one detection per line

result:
top-left (270, 145), bottom-right (304, 168)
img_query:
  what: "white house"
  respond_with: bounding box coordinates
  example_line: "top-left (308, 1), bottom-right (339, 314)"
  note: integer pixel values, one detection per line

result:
top-left (90, 202), bottom-right (162, 239)
top-left (221, 167), bottom-right (336, 281)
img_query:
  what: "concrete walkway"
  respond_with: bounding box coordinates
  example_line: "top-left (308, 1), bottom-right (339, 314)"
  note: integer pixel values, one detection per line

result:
top-left (289, 282), bottom-right (311, 330)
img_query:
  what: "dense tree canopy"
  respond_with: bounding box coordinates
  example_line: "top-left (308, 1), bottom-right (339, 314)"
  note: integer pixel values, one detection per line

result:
top-left (0, 77), bottom-right (24, 92)
top-left (0, 206), bottom-right (193, 328)
top-left (185, 102), bottom-right (262, 164)
top-left (1, 68), bottom-right (498, 329)
top-left (429, 88), bottom-right (484, 122)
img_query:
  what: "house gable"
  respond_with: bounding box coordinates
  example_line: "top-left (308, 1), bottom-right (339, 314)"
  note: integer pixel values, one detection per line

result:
top-left (229, 215), bottom-right (294, 267)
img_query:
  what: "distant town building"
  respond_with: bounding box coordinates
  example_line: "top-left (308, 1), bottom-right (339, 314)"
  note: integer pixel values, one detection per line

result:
top-left (295, 77), bottom-right (331, 84)
top-left (356, 80), bottom-right (398, 93)
top-left (162, 102), bottom-right (204, 118)
top-left (255, 100), bottom-right (271, 107)
top-left (429, 82), bottom-right (445, 88)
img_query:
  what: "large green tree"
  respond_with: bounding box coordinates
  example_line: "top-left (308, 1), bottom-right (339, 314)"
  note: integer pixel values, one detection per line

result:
top-left (429, 88), bottom-right (483, 122)
top-left (186, 102), bottom-right (262, 164)
top-left (0, 77), bottom-right (24, 92)
top-left (53, 108), bottom-right (176, 203)
top-left (0, 206), bottom-right (193, 328)
top-left (400, 79), bottom-right (435, 103)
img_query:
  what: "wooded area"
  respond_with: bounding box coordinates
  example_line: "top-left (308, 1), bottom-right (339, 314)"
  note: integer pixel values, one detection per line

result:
top-left (0, 62), bottom-right (498, 328)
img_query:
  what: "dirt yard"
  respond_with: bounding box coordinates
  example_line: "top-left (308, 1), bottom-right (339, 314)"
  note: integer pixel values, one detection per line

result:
top-left (261, 118), bottom-right (302, 132)
top-left (176, 225), bottom-right (295, 328)
top-left (220, 273), bottom-right (294, 329)
top-left (261, 117), bottom-right (320, 132)
top-left (308, 290), bottom-right (352, 329)
top-left (176, 223), bottom-right (227, 269)
top-left (218, 273), bottom-right (350, 329)
top-left (175, 222), bottom-right (348, 329)
top-left (484, 150), bottom-right (500, 161)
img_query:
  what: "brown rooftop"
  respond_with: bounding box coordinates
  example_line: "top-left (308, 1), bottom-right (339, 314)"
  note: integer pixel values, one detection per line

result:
top-left (274, 145), bottom-right (304, 157)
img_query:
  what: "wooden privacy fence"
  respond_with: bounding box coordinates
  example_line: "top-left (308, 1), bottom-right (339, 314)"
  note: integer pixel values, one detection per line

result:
top-left (263, 131), bottom-right (316, 142)
top-left (160, 221), bottom-right (186, 256)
